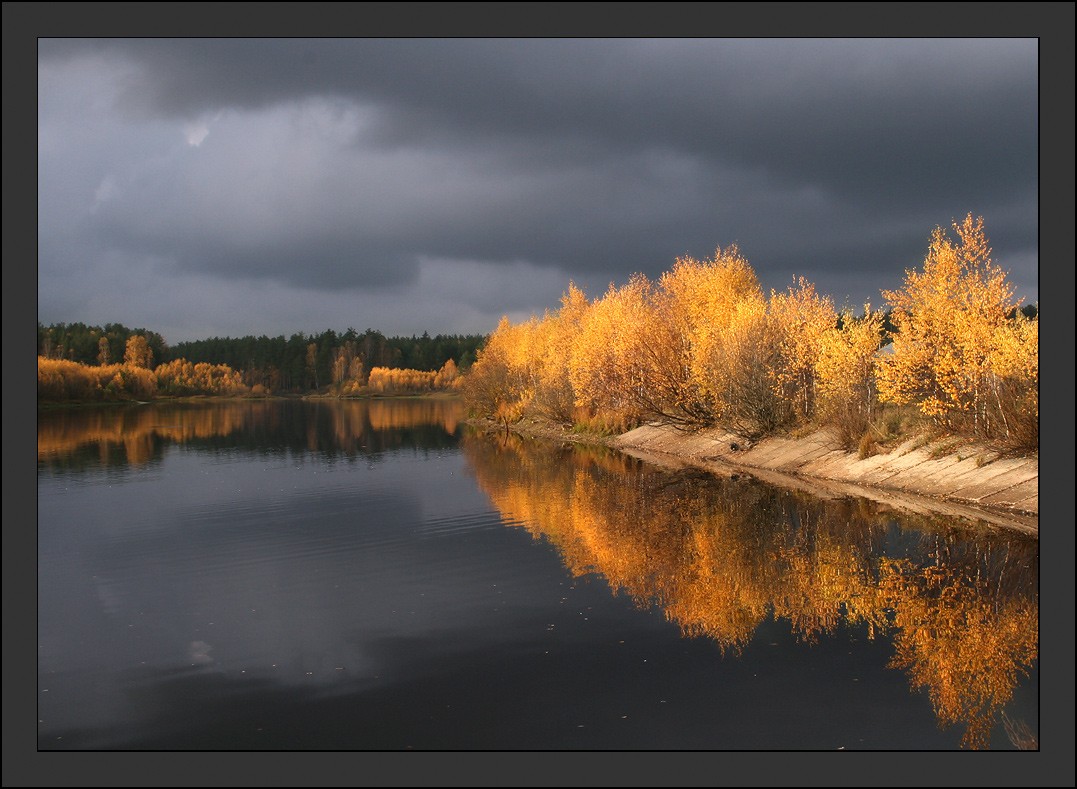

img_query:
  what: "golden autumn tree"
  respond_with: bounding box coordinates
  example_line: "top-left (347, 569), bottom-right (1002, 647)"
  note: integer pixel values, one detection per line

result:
top-left (569, 275), bottom-right (652, 430)
top-left (876, 215), bottom-right (1027, 440)
top-left (97, 336), bottom-right (112, 366)
top-left (367, 366), bottom-right (439, 393)
top-left (708, 296), bottom-right (786, 436)
top-left (985, 309), bottom-right (1038, 449)
top-left (768, 278), bottom-right (837, 423)
top-left (124, 335), bottom-right (154, 369)
top-left (655, 246), bottom-right (764, 427)
top-left (461, 316), bottom-right (538, 424)
top-left (533, 283), bottom-right (589, 423)
top-left (332, 340), bottom-right (360, 388)
top-left (154, 359), bottom-right (246, 396)
top-left (499, 315), bottom-right (546, 421)
top-left (433, 358), bottom-right (459, 389)
top-left (814, 306), bottom-right (885, 446)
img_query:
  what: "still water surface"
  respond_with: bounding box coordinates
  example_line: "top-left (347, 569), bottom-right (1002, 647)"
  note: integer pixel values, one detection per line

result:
top-left (37, 399), bottom-right (1038, 750)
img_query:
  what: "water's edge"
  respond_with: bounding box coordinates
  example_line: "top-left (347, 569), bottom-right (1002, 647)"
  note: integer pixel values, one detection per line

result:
top-left (468, 417), bottom-right (1038, 535)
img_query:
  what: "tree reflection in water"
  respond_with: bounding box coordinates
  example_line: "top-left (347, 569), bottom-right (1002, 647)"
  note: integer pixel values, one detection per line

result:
top-left (461, 429), bottom-right (1038, 749)
top-left (37, 398), bottom-right (465, 472)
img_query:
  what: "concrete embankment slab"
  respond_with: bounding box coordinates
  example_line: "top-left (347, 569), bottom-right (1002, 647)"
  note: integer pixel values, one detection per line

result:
top-left (949, 459), bottom-right (1038, 498)
top-left (612, 423), bottom-right (1037, 530)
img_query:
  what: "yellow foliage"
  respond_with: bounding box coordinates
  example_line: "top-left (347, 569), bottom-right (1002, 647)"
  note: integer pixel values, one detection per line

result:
top-left (38, 357), bottom-right (158, 401)
top-left (461, 216), bottom-right (1035, 448)
top-left (768, 278), bottom-right (837, 422)
top-left (569, 275), bottom-right (652, 423)
top-left (367, 366), bottom-right (437, 393)
top-left (38, 356), bottom-right (256, 402)
top-left (533, 283), bottom-right (589, 422)
top-left (814, 307), bottom-right (885, 443)
top-left (703, 296), bottom-right (787, 435)
top-left (154, 359), bottom-right (247, 396)
top-left (985, 311), bottom-right (1038, 448)
top-left (879, 556), bottom-right (1038, 749)
top-left (433, 358), bottom-right (459, 389)
top-left (876, 215), bottom-right (1031, 444)
top-left (462, 315), bottom-right (546, 420)
top-left (123, 335), bottom-right (154, 369)
top-left (657, 246), bottom-right (765, 425)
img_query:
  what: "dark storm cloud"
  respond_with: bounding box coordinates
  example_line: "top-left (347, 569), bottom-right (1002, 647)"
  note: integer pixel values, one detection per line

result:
top-left (37, 38), bottom-right (1038, 338)
top-left (40, 38), bottom-right (1036, 199)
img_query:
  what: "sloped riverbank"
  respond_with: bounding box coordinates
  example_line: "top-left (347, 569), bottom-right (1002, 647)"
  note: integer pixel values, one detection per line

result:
top-left (469, 418), bottom-right (1038, 535)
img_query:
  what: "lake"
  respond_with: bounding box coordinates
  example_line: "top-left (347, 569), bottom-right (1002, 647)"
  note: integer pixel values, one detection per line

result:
top-left (37, 398), bottom-right (1038, 750)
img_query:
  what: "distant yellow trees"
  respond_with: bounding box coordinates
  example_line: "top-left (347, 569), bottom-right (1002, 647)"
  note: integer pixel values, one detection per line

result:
top-left (38, 358), bottom-right (160, 401)
top-left (39, 337), bottom-right (247, 401)
top-left (464, 215), bottom-right (1037, 449)
top-left (123, 334), bottom-right (154, 368)
top-left (97, 336), bottom-right (112, 366)
top-left (38, 354), bottom-right (466, 402)
top-left (154, 359), bottom-right (246, 396)
top-left (364, 360), bottom-right (461, 395)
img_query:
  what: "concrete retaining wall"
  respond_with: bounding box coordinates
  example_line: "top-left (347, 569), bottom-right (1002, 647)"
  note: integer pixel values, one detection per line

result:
top-left (612, 424), bottom-right (1038, 533)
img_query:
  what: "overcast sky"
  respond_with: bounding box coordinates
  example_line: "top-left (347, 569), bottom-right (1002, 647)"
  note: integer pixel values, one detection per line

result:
top-left (38, 38), bottom-right (1038, 343)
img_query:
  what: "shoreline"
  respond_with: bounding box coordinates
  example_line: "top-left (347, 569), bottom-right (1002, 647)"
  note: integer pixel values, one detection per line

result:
top-left (468, 417), bottom-right (1038, 536)
top-left (37, 391), bottom-right (462, 409)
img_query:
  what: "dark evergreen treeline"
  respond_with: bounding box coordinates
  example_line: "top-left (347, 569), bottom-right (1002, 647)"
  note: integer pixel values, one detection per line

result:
top-left (38, 323), bottom-right (168, 368)
top-left (38, 323), bottom-right (486, 394)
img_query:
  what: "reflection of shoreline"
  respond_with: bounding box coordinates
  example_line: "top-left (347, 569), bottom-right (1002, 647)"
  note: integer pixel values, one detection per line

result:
top-left (37, 391), bottom-right (462, 410)
top-left (466, 417), bottom-right (1037, 534)
top-left (38, 399), bottom-right (465, 468)
top-left (462, 431), bottom-right (1039, 749)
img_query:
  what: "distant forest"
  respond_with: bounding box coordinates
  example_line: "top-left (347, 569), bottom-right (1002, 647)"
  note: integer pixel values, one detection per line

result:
top-left (37, 323), bottom-right (486, 394)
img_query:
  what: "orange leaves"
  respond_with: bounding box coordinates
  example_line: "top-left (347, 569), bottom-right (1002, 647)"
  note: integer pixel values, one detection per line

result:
top-left (876, 214), bottom-right (1035, 445)
top-left (654, 247), bottom-right (765, 427)
top-left (433, 358), bottom-right (459, 389)
top-left (154, 359), bottom-right (246, 396)
top-left (367, 366), bottom-right (435, 393)
top-left (569, 275), bottom-right (651, 420)
top-left (38, 355), bottom-right (252, 402)
top-left (123, 335), bottom-right (154, 369)
top-left (464, 433), bottom-right (1039, 740)
top-left (462, 215), bottom-right (1034, 449)
top-left (464, 283), bottom-right (594, 423)
top-left (331, 340), bottom-right (365, 388)
top-left (768, 278), bottom-right (837, 422)
top-left (465, 249), bottom-right (837, 436)
top-left (38, 357), bottom-right (159, 401)
top-left (880, 555), bottom-right (1039, 749)
top-left (814, 307), bottom-right (885, 443)
top-left (97, 336), bottom-right (112, 366)
top-left (659, 245), bottom-right (761, 337)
